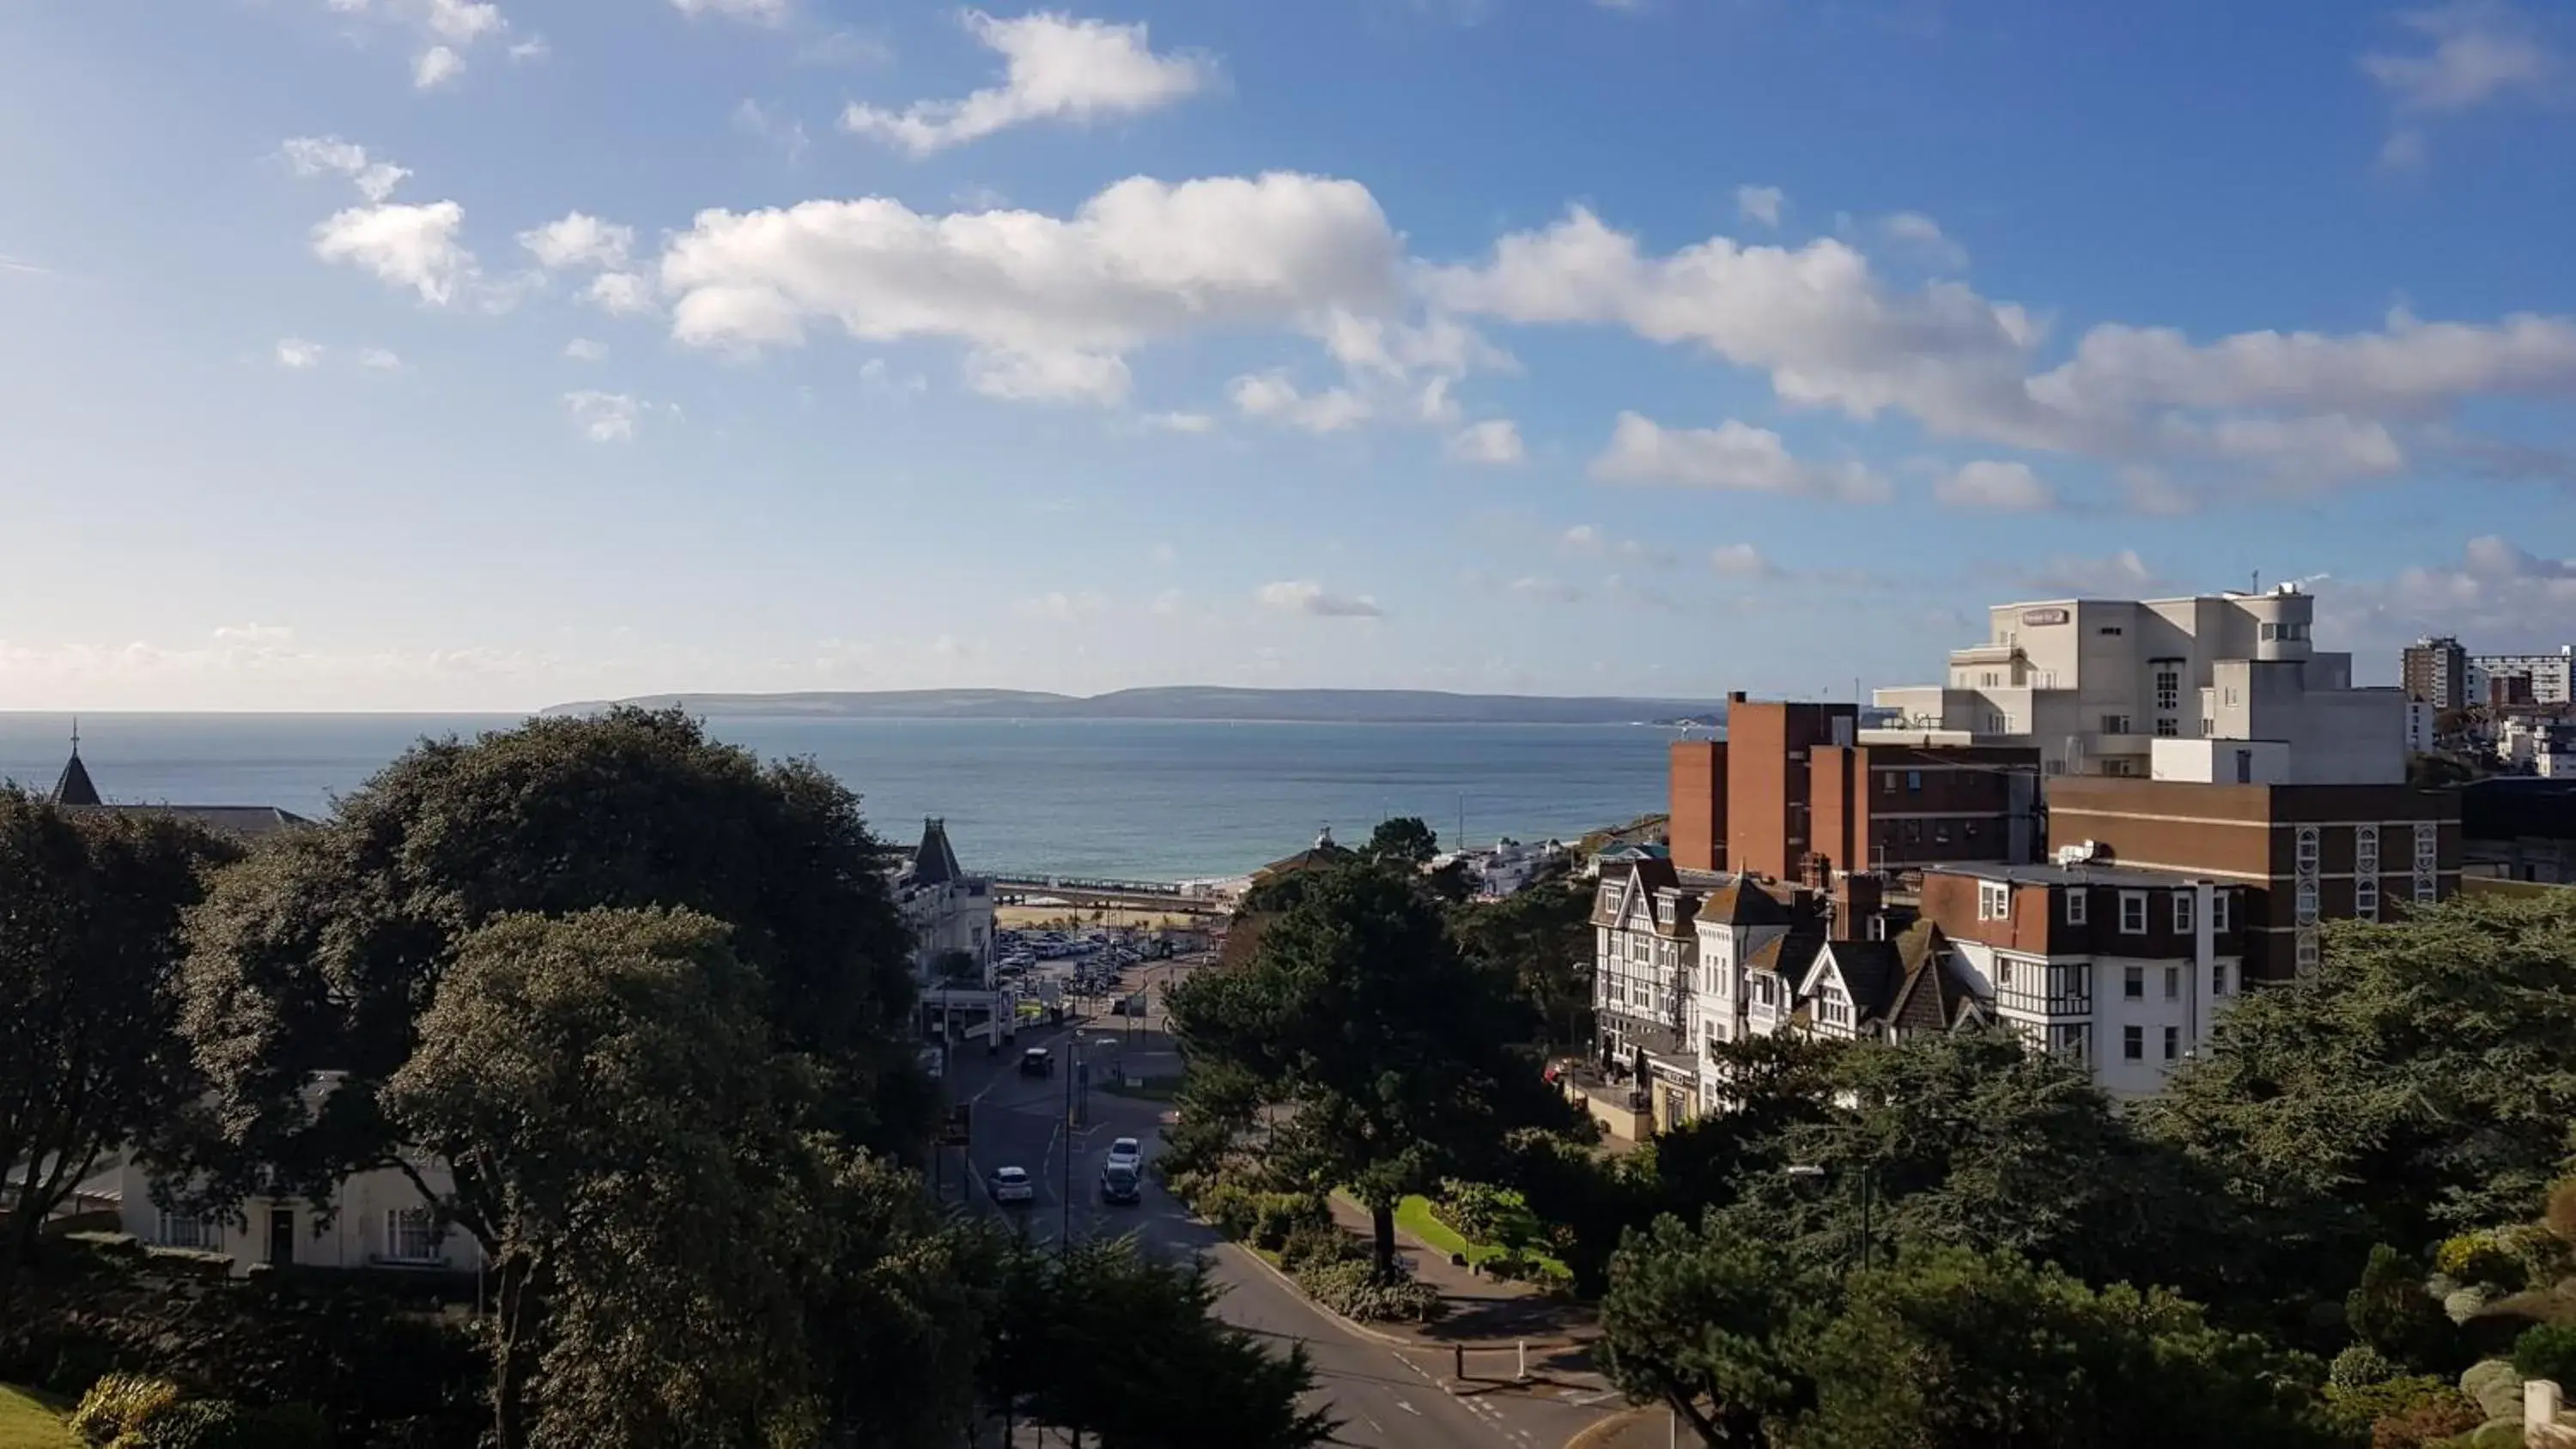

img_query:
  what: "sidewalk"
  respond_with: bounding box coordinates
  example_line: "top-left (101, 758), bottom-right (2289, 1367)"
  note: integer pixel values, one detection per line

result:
top-left (1568, 1408), bottom-right (1669, 1449)
top-left (1321, 1194), bottom-right (1607, 1389)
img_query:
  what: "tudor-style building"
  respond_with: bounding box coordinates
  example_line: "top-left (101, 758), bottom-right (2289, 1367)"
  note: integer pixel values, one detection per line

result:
top-left (1590, 858), bottom-right (1712, 1129)
top-left (1738, 922), bottom-right (1987, 1047)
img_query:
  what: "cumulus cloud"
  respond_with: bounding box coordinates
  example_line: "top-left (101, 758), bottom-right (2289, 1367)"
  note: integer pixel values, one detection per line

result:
top-left (967, 348), bottom-right (1132, 403)
top-left (1935, 459), bottom-right (2055, 511)
top-left (1559, 524), bottom-right (1674, 567)
top-left (2018, 549), bottom-right (2163, 597)
top-left (659, 173), bottom-right (1403, 400)
top-left (312, 201), bottom-right (476, 305)
top-left (1882, 211), bottom-right (1968, 270)
top-left (356, 347), bottom-right (403, 369)
top-left (321, 0), bottom-right (518, 91)
top-left (1735, 185), bottom-right (1783, 227)
top-left (519, 212), bottom-right (635, 270)
top-left (563, 390), bottom-right (643, 441)
top-left (563, 337), bottom-right (608, 361)
top-left (841, 10), bottom-right (1212, 155)
top-left (2326, 534), bottom-right (2576, 657)
top-left (413, 44), bottom-right (465, 88)
top-left (1228, 371), bottom-right (1371, 432)
top-left (1589, 411), bottom-right (1892, 502)
top-left (584, 272), bottom-right (657, 315)
top-left (2363, 3), bottom-right (2556, 112)
top-left (280, 136), bottom-right (411, 202)
top-left (1708, 543), bottom-right (1777, 578)
top-left (1256, 580), bottom-right (1382, 618)
top-left (1141, 411), bottom-right (1214, 433)
top-left (1445, 418), bottom-right (1524, 464)
top-left (275, 338), bottom-right (324, 369)
top-left (1428, 205), bottom-right (2576, 490)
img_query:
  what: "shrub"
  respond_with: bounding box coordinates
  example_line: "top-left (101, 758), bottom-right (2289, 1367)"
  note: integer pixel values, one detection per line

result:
top-left (2333, 1344), bottom-right (2403, 1389)
top-left (2512, 1321), bottom-right (2576, 1386)
top-left (2436, 1234), bottom-right (2529, 1292)
top-left (2457, 1359), bottom-right (2523, 1421)
top-left (70, 1373), bottom-right (181, 1446)
top-left (2324, 1375), bottom-right (2463, 1437)
top-left (1279, 1222), bottom-right (1352, 1273)
top-left (1291, 1258), bottom-right (1446, 1324)
top-left (145, 1400), bottom-right (250, 1449)
top-left (2443, 1288), bottom-right (2491, 1326)
top-left (1194, 1179), bottom-right (1259, 1240)
top-left (2351, 1245), bottom-right (2454, 1364)
top-left (2366, 1393), bottom-right (2482, 1449)
top-left (1247, 1192), bottom-right (1327, 1253)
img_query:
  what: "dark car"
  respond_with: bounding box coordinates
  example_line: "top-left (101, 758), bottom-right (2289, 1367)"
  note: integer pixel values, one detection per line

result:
top-left (1018, 1047), bottom-right (1053, 1077)
top-left (1099, 1161), bottom-right (1141, 1205)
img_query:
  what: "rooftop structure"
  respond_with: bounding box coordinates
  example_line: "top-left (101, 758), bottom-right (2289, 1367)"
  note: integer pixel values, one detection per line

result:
top-left (46, 734), bottom-right (313, 838)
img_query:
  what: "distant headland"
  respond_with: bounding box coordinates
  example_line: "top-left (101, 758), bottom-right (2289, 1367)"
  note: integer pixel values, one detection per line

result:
top-left (540, 687), bottom-right (1728, 728)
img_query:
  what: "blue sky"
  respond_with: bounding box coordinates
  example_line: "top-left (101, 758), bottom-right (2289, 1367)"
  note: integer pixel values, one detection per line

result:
top-left (3, 0), bottom-right (2573, 710)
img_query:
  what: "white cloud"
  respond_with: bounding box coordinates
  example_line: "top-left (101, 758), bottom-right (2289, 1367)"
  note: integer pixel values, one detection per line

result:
top-left (841, 10), bottom-right (1212, 155)
top-left (563, 337), bottom-right (608, 361)
top-left (2362, 3), bottom-right (2556, 111)
top-left (583, 272), bottom-right (657, 316)
top-left (519, 212), bottom-right (635, 270)
top-left (1227, 371), bottom-right (1371, 432)
top-left (1507, 576), bottom-right (1583, 603)
top-left (280, 136), bottom-right (410, 203)
top-left (210, 622), bottom-right (295, 645)
top-left (671, 0), bottom-right (790, 24)
top-left (1014, 590), bottom-right (1109, 621)
top-left (799, 27), bottom-right (893, 66)
top-left (1430, 205), bottom-right (2576, 490)
top-left (659, 173), bottom-right (1403, 399)
top-left (1558, 524), bottom-right (1674, 568)
top-left (312, 201), bottom-right (475, 306)
top-left (356, 347), bottom-right (404, 370)
top-left (966, 348), bottom-right (1131, 403)
top-left (1589, 411), bottom-right (1892, 502)
top-left (275, 338), bottom-right (325, 369)
top-left (1445, 418), bottom-right (1525, 464)
top-left (421, 0), bottom-right (503, 42)
top-left (1735, 185), bottom-right (1783, 227)
top-left (858, 358), bottom-right (930, 397)
top-left (1935, 458), bottom-right (2055, 511)
top-left (2328, 537), bottom-right (2576, 658)
top-left (1255, 580), bottom-right (1382, 618)
top-left (1141, 411), bottom-right (1214, 433)
top-left (412, 44), bottom-right (465, 88)
top-left (563, 390), bottom-right (642, 442)
top-left (2019, 549), bottom-right (2161, 597)
top-left (1882, 211), bottom-right (1968, 270)
top-left (507, 35), bottom-right (548, 60)
top-left (1708, 543), bottom-right (1776, 578)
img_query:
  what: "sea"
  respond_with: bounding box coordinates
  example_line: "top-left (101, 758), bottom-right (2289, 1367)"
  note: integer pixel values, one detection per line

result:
top-left (0, 713), bottom-right (1679, 882)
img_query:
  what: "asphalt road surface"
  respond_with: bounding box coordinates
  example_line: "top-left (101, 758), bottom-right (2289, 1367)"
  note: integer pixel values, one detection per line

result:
top-left (952, 1000), bottom-right (1613, 1449)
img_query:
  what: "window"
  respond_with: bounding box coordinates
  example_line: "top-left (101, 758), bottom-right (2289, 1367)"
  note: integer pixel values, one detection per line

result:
top-left (2296, 829), bottom-right (2320, 864)
top-left (2355, 825), bottom-right (2380, 920)
top-left (2225, 687), bottom-right (2239, 706)
top-left (2101, 714), bottom-right (2132, 735)
top-left (1934, 823), bottom-right (1951, 846)
top-left (2414, 823), bottom-right (2439, 903)
top-left (2212, 961), bottom-right (2230, 996)
top-left (2233, 749), bottom-right (2253, 784)
top-left (2065, 891), bottom-right (2087, 925)
top-left (2261, 621), bottom-right (2276, 641)
top-left (1978, 881), bottom-right (2010, 920)
top-left (2201, 717), bottom-right (2215, 736)
top-left (2099, 625), bottom-right (2125, 636)
top-left (2050, 1022), bottom-right (2088, 1062)
top-left (1905, 770), bottom-right (1922, 792)
top-left (2123, 1025), bottom-right (2143, 1060)
top-left (1964, 820), bottom-right (1980, 839)
top-left (2172, 893), bottom-right (2195, 934)
top-left (2162, 1026), bottom-right (2179, 1061)
top-left (386, 1208), bottom-right (441, 1264)
top-left (2163, 965), bottom-right (2179, 1000)
top-left (2119, 891), bottom-right (2148, 934)
top-left (157, 1212), bottom-right (222, 1250)
top-left (2154, 718), bottom-right (2178, 737)
top-left (2123, 965), bottom-right (2144, 999)
top-left (1880, 771), bottom-right (1895, 793)
top-left (1904, 820), bottom-right (1922, 843)
top-left (2154, 667), bottom-right (2179, 712)
top-left (2210, 891), bottom-right (2230, 932)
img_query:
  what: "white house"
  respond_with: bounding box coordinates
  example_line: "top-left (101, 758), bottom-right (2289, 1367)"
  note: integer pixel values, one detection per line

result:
top-left (116, 1156), bottom-right (483, 1278)
top-left (1688, 880), bottom-right (1795, 1106)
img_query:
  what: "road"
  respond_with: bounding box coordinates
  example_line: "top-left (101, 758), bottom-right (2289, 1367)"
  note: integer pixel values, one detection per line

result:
top-left (948, 954), bottom-right (1613, 1449)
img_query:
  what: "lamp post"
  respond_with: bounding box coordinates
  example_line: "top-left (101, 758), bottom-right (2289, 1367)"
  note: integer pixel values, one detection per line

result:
top-left (1786, 1161), bottom-right (1878, 1282)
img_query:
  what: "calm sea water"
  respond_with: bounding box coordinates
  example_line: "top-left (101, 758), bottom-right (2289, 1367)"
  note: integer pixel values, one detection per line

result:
top-left (0, 713), bottom-right (1674, 882)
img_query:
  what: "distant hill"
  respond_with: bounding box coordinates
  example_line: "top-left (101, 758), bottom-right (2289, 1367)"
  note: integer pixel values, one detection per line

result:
top-left (541, 687), bottom-right (1726, 726)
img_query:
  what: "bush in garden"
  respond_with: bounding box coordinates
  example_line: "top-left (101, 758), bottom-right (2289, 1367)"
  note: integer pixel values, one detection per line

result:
top-left (2364, 1393), bottom-right (2483, 1449)
top-left (2331, 1344), bottom-right (2401, 1389)
top-left (2512, 1321), bottom-right (2576, 1386)
top-left (2436, 1233), bottom-right (2529, 1292)
top-left (2348, 1244), bottom-right (2454, 1366)
top-left (1291, 1258), bottom-right (1446, 1324)
top-left (2323, 1375), bottom-right (2463, 1439)
top-left (1279, 1222), bottom-right (1352, 1273)
top-left (1247, 1192), bottom-right (1327, 1252)
top-left (70, 1373), bottom-right (180, 1446)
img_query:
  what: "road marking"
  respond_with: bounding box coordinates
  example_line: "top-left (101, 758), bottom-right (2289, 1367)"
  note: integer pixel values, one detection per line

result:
top-left (1393, 1399), bottom-right (1420, 1416)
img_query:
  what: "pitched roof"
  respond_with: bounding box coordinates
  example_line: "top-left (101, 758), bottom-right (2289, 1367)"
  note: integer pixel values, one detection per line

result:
top-left (1812, 939), bottom-right (1907, 1022)
top-left (82, 803), bottom-right (312, 839)
top-left (1747, 928), bottom-right (1825, 979)
top-left (1696, 878), bottom-right (1794, 928)
top-left (911, 816), bottom-right (965, 886)
top-left (1257, 826), bottom-right (1354, 879)
top-left (52, 750), bottom-right (101, 807)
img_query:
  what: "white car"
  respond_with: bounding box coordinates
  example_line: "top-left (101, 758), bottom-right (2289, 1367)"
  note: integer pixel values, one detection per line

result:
top-left (987, 1166), bottom-right (1035, 1205)
top-left (1105, 1137), bottom-right (1143, 1170)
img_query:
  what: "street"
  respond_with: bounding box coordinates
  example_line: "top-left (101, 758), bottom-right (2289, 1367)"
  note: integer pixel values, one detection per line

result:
top-left (943, 952), bottom-right (1613, 1449)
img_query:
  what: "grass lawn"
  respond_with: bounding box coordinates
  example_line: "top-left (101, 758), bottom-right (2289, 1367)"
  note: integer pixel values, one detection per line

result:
top-left (0, 1385), bottom-right (74, 1449)
top-left (1388, 1195), bottom-right (1573, 1282)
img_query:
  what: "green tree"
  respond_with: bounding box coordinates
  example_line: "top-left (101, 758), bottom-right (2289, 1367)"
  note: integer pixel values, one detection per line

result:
top-left (1598, 1212), bottom-right (1817, 1446)
top-left (1364, 816), bottom-right (1439, 870)
top-left (0, 791), bottom-right (236, 1280)
top-left (1166, 862), bottom-right (1569, 1277)
top-left (158, 708), bottom-right (927, 1211)
top-left (1449, 876), bottom-right (1595, 1051)
top-left (2345, 1244), bottom-right (2454, 1369)
top-left (2143, 893), bottom-right (2576, 1301)
top-left (1801, 1247), bottom-right (2333, 1449)
top-left (383, 908), bottom-right (817, 1449)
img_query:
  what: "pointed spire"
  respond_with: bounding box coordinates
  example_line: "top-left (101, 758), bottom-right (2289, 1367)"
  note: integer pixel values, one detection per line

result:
top-left (53, 720), bottom-right (101, 806)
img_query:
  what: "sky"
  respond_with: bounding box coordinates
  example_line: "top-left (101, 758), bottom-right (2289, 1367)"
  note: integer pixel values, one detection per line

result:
top-left (3, 0), bottom-right (2573, 711)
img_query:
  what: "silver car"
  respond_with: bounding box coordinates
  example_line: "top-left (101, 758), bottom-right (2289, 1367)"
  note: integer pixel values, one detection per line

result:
top-left (987, 1166), bottom-right (1035, 1206)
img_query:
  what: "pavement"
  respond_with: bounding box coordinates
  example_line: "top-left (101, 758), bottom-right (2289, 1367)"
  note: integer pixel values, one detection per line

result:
top-left (941, 951), bottom-right (1627, 1449)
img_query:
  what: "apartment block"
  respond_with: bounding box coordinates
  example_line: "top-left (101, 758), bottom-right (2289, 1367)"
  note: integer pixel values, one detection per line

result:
top-left (1668, 739), bottom-right (1728, 873)
top-left (2469, 646), bottom-right (2574, 707)
top-left (1806, 742), bottom-right (2041, 876)
top-left (1870, 585), bottom-right (2405, 784)
top-left (2044, 776), bottom-right (2461, 982)
top-left (1720, 696), bottom-right (1856, 882)
top-left (1920, 864), bottom-right (2241, 1098)
top-left (2403, 636), bottom-right (2468, 711)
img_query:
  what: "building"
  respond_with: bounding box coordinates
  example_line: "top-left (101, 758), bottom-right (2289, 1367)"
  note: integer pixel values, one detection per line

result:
top-left (2461, 779), bottom-right (2576, 886)
top-left (2403, 637), bottom-right (2468, 711)
top-left (1919, 864), bottom-right (2240, 1098)
top-left (50, 737), bottom-right (313, 837)
top-left (2406, 699), bottom-right (2438, 755)
top-left (1668, 738), bottom-right (1728, 873)
top-left (893, 817), bottom-right (993, 985)
top-left (1442, 837), bottom-right (1566, 899)
top-left (2044, 776), bottom-right (2460, 981)
top-left (1717, 697), bottom-right (1854, 882)
top-left (1871, 584), bottom-right (2405, 784)
top-left (1687, 878), bottom-right (1798, 1103)
top-left (116, 1154), bottom-right (482, 1277)
top-left (2469, 646), bottom-right (2574, 707)
top-left (1590, 858), bottom-right (1711, 1131)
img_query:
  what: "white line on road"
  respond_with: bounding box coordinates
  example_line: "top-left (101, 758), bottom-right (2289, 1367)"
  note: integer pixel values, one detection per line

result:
top-left (1394, 1400), bottom-right (1420, 1416)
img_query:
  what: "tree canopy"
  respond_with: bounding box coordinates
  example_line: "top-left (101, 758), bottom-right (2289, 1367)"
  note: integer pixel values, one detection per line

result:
top-left (1364, 816), bottom-right (1439, 869)
top-left (1449, 873), bottom-right (1594, 1052)
top-left (0, 790), bottom-right (237, 1280)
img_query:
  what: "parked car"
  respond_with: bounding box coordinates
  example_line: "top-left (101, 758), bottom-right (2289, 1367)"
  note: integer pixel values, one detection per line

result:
top-left (988, 1166), bottom-right (1035, 1206)
top-left (1018, 1047), bottom-right (1053, 1077)
top-left (1099, 1161), bottom-right (1141, 1206)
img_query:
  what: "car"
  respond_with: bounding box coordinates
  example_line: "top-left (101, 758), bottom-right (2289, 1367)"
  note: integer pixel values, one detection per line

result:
top-left (1105, 1137), bottom-right (1142, 1168)
top-left (1099, 1161), bottom-right (1141, 1206)
top-left (1018, 1047), bottom-right (1054, 1077)
top-left (987, 1166), bottom-right (1035, 1205)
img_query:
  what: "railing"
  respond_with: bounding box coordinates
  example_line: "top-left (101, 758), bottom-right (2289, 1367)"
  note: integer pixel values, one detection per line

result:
top-left (992, 875), bottom-right (1188, 897)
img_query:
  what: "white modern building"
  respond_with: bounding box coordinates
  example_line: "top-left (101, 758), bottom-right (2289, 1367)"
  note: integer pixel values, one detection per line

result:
top-left (1443, 837), bottom-right (1568, 899)
top-left (1869, 584), bottom-right (2405, 785)
top-left (1687, 881), bottom-right (1796, 1106)
top-left (2470, 646), bottom-right (2574, 706)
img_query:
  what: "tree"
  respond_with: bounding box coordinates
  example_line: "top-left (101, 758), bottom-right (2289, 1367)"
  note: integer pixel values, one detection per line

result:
top-left (159, 708), bottom-right (927, 1212)
top-left (0, 791), bottom-right (236, 1281)
top-left (1449, 876), bottom-right (1595, 1052)
top-left (382, 908), bottom-right (817, 1449)
top-left (1598, 1212), bottom-right (1817, 1446)
top-left (1364, 816), bottom-right (1438, 870)
top-left (1166, 861), bottom-right (1570, 1277)
top-left (1801, 1247), bottom-right (2334, 1449)
top-left (2142, 893), bottom-right (2576, 1303)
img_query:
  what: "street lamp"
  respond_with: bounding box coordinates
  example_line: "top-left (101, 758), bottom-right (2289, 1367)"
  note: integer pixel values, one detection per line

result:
top-left (1786, 1162), bottom-right (1877, 1282)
